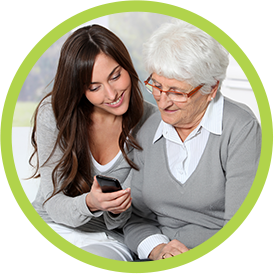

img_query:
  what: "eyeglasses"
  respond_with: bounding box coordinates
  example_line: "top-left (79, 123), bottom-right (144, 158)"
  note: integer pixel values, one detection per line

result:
top-left (144, 75), bottom-right (204, 102)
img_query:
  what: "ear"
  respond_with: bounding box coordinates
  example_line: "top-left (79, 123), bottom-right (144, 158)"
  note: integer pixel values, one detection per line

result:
top-left (209, 80), bottom-right (219, 101)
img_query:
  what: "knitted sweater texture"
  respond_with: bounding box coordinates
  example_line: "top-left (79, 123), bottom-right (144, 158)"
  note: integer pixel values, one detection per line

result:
top-left (124, 96), bottom-right (261, 253)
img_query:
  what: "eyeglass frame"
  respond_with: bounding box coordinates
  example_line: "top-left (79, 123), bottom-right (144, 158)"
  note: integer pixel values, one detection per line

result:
top-left (144, 74), bottom-right (205, 101)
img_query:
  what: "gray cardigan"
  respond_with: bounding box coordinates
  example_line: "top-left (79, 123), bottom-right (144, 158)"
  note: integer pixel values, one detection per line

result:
top-left (124, 96), bottom-right (261, 254)
top-left (32, 97), bottom-right (157, 242)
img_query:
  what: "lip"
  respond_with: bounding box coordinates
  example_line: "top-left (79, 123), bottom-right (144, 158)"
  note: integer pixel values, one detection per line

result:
top-left (105, 91), bottom-right (125, 108)
top-left (162, 108), bottom-right (179, 113)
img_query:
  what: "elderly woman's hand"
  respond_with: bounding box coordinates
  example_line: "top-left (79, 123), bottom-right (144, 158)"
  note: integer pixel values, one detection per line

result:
top-left (148, 239), bottom-right (190, 260)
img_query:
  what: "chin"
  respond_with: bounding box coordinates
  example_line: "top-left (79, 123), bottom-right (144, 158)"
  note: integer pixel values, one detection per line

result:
top-left (113, 103), bottom-right (130, 116)
top-left (161, 116), bottom-right (174, 126)
top-left (160, 109), bottom-right (171, 119)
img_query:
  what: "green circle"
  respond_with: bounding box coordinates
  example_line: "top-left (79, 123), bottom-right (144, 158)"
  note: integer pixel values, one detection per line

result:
top-left (0, 1), bottom-right (274, 273)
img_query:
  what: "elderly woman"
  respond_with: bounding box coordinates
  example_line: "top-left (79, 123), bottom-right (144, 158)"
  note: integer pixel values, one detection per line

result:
top-left (122, 20), bottom-right (261, 261)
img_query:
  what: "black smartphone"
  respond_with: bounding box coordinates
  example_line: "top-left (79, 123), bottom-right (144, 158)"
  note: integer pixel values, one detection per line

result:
top-left (96, 175), bottom-right (123, 193)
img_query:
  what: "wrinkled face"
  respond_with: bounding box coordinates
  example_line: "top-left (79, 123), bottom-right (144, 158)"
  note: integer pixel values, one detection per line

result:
top-left (85, 53), bottom-right (131, 117)
top-left (151, 73), bottom-right (215, 130)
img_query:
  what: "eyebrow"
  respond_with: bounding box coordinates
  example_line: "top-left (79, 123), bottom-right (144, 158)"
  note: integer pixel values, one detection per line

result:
top-left (151, 77), bottom-right (188, 92)
top-left (90, 65), bottom-right (120, 85)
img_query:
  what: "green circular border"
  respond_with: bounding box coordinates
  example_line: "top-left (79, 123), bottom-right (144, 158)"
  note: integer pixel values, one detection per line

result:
top-left (1, 1), bottom-right (274, 273)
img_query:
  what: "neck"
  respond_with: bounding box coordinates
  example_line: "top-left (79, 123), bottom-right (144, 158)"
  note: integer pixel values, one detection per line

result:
top-left (91, 108), bottom-right (122, 125)
top-left (175, 110), bottom-right (206, 142)
top-left (175, 123), bottom-right (199, 142)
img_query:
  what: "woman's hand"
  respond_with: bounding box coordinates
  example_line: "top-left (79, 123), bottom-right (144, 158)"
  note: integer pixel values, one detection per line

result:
top-left (86, 176), bottom-right (132, 214)
top-left (148, 240), bottom-right (190, 260)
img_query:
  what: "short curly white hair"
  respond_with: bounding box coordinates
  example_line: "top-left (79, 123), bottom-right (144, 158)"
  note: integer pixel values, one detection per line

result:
top-left (143, 20), bottom-right (229, 94)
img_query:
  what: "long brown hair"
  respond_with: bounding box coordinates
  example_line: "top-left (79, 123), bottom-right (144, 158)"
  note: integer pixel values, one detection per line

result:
top-left (29, 25), bottom-right (144, 200)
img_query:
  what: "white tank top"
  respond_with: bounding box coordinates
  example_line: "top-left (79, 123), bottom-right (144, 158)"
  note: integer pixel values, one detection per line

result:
top-left (91, 150), bottom-right (122, 172)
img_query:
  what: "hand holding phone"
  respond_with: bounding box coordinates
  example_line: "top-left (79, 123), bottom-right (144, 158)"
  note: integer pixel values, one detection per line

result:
top-left (96, 175), bottom-right (123, 193)
top-left (85, 175), bottom-right (131, 214)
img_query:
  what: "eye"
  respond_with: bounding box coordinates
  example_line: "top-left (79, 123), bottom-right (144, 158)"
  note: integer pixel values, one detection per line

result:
top-left (152, 81), bottom-right (161, 89)
top-left (88, 85), bottom-right (101, 92)
top-left (171, 92), bottom-right (185, 97)
top-left (170, 88), bottom-right (187, 94)
top-left (169, 88), bottom-right (180, 93)
top-left (110, 72), bottom-right (121, 81)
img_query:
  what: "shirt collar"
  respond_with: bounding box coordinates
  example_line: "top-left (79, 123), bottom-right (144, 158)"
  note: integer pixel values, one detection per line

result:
top-left (153, 92), bottom-right (224, 144)
top-left (153, 120), bottom-right (164, 143)
top-left (153, 122), bottom-right (181, 145)
top-left (201, 91), bottom-right (223, 135)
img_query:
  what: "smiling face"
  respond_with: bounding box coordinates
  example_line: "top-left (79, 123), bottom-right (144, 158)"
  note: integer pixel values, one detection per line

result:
top-left (151, 73), bottom-right (217, 134)
top-left (85, 53), bottom-right (131, 117)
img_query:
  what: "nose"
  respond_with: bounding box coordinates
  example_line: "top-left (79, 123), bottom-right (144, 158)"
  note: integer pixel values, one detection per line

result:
top-left (157, 92), bottom-right (173, 109)
top-left (105, 84), bottom-right (117, 101)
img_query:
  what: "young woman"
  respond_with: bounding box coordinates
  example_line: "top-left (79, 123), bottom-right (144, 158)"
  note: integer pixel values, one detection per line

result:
top-left (30, 24), bottom-right (157, 260)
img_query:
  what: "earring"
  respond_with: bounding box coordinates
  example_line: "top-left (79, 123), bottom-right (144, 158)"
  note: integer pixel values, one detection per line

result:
top-left (211, 97), bottom-right (214, 101)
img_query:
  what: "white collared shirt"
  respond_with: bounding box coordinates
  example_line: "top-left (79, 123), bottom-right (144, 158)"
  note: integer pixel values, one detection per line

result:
top-left (137, 93), bottom-right (224, 259)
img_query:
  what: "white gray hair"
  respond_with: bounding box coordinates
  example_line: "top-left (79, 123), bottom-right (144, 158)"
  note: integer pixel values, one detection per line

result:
top-left (143, 20), bottom-right (229, 94)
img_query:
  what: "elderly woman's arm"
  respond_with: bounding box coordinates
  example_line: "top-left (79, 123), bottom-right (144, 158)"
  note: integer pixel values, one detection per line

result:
top-left (123, 179), bottom-right (189, 260)
top-left (121, 146), bottom-right (167, 258)
top-left (122, 149), bottom-right (189, 260)
top-left (123, 166), bottom-right (167, 257)
top-left (224, 117), bottom-right (261, 224)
